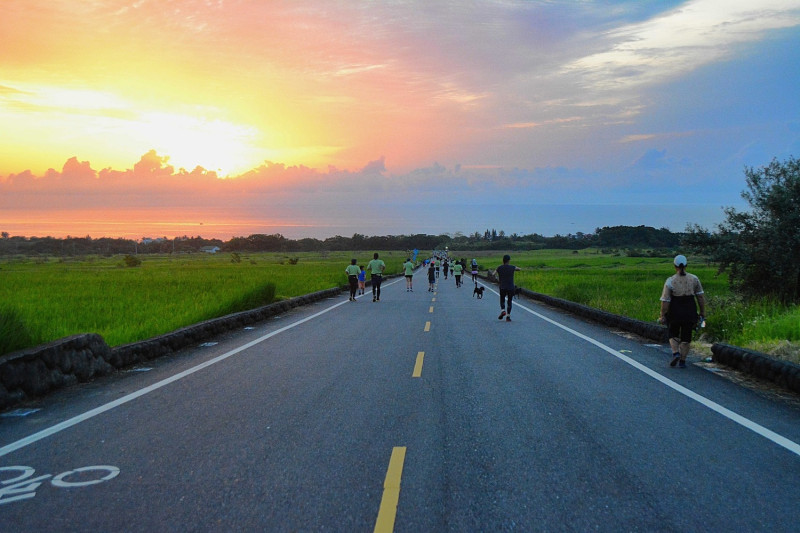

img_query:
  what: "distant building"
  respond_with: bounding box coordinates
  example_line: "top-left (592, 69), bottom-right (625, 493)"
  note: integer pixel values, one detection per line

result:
top-left (200, 246), bottom-right (221, 254)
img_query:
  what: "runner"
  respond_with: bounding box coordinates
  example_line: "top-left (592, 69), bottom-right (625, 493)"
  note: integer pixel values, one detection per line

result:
top-left (453, 260), bottom-right (463, 288)
top-left (403, 257), bottom-right (415, 292)
top-left (366, 252), bottom-right (386, 302)
top-left (345, 258), bottom-right (360, 301)
top-left (357, 265), bottom-right (366, 295)
top-left (494, 254), bottom-right (521, 322)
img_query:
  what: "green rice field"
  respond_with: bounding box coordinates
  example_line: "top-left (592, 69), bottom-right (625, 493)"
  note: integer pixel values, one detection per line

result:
top-left (458, 249), bottom-right (800, 363)
top-left (0, 251), bottom-right (406, 353)
top-left (1, 249), bottom-right (798, 363)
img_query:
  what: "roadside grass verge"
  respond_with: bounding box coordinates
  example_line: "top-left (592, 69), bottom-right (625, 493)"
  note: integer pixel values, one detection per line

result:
top-left (0, 251), bottom-right (405, 352)
top-left (454, 249), bottom-right (799, 363)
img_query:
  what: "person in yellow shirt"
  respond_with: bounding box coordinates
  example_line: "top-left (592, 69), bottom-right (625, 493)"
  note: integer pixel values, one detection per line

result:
top-left (403, 258), bottom-right (415, 292)
top-left (366, 252), bottom-right (386, 302)
top-left (345, 258), bottom-right (360, 301)
top-left (453, 261), bottom-right (463, 288)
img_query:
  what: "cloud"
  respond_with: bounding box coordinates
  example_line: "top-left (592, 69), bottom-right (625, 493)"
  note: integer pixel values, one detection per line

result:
top-left (564, 0), bottom-right (800, 92)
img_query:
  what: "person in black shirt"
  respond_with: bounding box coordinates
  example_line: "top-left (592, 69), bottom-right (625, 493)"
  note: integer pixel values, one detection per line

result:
top-left (494, 254), bottom-right (521, 322)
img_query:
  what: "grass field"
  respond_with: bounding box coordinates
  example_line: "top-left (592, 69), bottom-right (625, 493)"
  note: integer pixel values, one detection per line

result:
top-left (0, 251), bottom-right (406, 353)
top-left (2, 249), bottom-right (798, 363)
top-left (456, 249), bottom-right (799, 363)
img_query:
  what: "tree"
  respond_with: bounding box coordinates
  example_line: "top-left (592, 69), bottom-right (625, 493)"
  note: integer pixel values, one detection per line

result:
top-left (685, 156), bottom-right (800, 302)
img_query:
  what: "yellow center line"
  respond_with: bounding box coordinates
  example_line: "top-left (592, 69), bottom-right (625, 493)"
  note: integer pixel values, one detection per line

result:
top-left (431, 297), bottom-right (436, 302)
top-left (412, 351), bottom-right (424, 377)
top-left (424, 321), bottom-right (431, 332)
top-left (374, 446), bottom-right (407, 533)
top-left (429, 306), bottom-right (434, 313)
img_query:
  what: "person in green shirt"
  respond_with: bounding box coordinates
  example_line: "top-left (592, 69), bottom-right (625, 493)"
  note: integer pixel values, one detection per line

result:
top-left (453, 261), bottom-right (463, 288)
top-left (366, 252), bottom-right (386, 302)
top-left (403, 258), bottom-right (415, 292)
top-left (345, 258), bottom-right (360, 301)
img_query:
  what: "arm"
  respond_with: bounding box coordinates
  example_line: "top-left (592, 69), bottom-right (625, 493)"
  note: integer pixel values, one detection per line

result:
top-left (696, 293), bottom-right (706, 317)
top-left (659, 300), bottom-right (670, 324)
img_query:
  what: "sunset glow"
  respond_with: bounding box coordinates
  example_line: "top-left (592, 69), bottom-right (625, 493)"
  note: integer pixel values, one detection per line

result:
top-left (1, 1), bottom-right (799, 239)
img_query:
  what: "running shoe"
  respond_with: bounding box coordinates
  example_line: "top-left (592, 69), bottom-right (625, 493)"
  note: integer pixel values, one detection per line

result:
top-left (498, 310), bottom-right (506, 320)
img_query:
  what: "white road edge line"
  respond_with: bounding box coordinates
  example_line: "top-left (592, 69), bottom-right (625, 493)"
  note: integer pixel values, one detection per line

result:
top-left (485, 286), bottom-right (800, 457)
top-left (0, 294), bottom-right (357, 458)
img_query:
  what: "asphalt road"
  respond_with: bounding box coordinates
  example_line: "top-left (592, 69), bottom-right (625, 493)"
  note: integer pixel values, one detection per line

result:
top-left (1, 269), bottom-right (799, 532)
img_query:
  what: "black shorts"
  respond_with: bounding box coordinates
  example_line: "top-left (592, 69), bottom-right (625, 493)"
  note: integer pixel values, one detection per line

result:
top-left (669, 321), bottom-right (694, 343)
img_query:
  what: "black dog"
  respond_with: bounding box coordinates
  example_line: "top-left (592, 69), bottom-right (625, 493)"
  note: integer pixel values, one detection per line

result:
top-left (473, 284), bottom-right (485, 299)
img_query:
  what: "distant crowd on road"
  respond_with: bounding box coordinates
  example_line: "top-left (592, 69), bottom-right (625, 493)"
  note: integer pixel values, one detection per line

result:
top-left (343, 250), bottom-right (706, 368)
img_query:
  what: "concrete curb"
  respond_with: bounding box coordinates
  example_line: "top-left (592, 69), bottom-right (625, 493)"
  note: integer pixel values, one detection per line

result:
top-left (0, 287), bottom-right (343, 410)
top-left (711, 343), bottom-right (800, 394)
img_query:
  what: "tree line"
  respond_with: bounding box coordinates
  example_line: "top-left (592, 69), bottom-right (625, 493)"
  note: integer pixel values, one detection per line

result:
top-left (0, 225), bottom-right (681, 257)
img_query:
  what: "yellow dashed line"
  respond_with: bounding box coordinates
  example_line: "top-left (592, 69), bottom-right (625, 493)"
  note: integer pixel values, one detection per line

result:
top-left (374, 447), bottom-right (407, 533)
top-left (413, 352), bottom-right (424, 377)
top-left (424, 321), bottom-right (431, 332)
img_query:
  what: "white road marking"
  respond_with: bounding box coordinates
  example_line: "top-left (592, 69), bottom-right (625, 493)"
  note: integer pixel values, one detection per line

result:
top-left (0, 297), bottom-right (354, 458)
top-left (484, 286), bottom-right (800, 457)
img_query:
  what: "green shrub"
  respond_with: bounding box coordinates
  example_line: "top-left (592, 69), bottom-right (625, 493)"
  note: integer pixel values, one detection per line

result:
top-left (0, 307), bottom-right (36, 354)
top-left (123, 254), bottom-right (141, 267)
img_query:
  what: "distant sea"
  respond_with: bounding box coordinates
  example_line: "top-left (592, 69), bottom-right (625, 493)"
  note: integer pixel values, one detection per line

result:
top-left (2, 203), bottom-right (735, 241)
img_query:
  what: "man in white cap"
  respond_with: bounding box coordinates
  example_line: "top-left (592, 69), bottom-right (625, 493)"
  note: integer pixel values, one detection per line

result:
top-left (659, 255), bottom-right (706, 368)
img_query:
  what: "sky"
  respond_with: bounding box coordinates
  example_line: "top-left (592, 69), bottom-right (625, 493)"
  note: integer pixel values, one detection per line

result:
top-left (1, 0), bottom-right (799, 240)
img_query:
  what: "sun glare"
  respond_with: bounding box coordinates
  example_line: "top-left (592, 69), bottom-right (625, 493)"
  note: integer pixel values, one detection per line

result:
top-left (3, 83), bottom-right (274, 176)
top-left (137, 111), bottom-right (264, 176)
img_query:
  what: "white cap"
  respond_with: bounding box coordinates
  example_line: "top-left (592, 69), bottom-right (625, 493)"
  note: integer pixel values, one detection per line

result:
top-left (674, 254), bottom-right (687, 267)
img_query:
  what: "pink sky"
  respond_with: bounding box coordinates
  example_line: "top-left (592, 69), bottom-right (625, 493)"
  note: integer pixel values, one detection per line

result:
top-left (2, 1), bottom-right (799, 239)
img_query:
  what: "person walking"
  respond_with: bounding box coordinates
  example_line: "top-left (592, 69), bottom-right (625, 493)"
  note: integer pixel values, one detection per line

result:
top-left (471, 258), bottom-right (478, 282)
top-left (453, 260), bottom-right (463, 288)
top-left (345, 258), bottom-right (360, 301)
top-left (403, 257), bottom-right (415, 292)
top-left (442, 259), bottom-right (449, 280)
top-left (366, 252), bottom-right (386, 302)
top-left (494, 254), bottom-right (521, 322)
top-left (357, 265), bottom-right (366, 295)
top-left (659, 254), bottom-right (706, 368)
top-left (427, 261), bottom-right (436, 292)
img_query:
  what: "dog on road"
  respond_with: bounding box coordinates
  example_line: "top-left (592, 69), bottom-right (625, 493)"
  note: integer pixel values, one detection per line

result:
top-left (473, 283), bottom-right (485, 299)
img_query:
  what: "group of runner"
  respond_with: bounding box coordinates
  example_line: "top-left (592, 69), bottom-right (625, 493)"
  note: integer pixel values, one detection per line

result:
top-left (346, 251), bottom-right (705, 366)
top-left (423, 255), bottom-right (472, 291)
top-left (345, 253), bottom-right (385, 302)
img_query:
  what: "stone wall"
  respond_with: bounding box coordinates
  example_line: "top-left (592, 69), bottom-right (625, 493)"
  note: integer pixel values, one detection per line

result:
top-left (0, 287), bottom-right (342, 410)
top-left (4, 274), bottom-right (798, 410)
top-left (712, 343), bottom-right (800, 394)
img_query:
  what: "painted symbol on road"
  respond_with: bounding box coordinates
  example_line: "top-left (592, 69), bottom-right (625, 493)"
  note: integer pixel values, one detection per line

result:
top-left (0, 465), bottom-right (120, 505)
